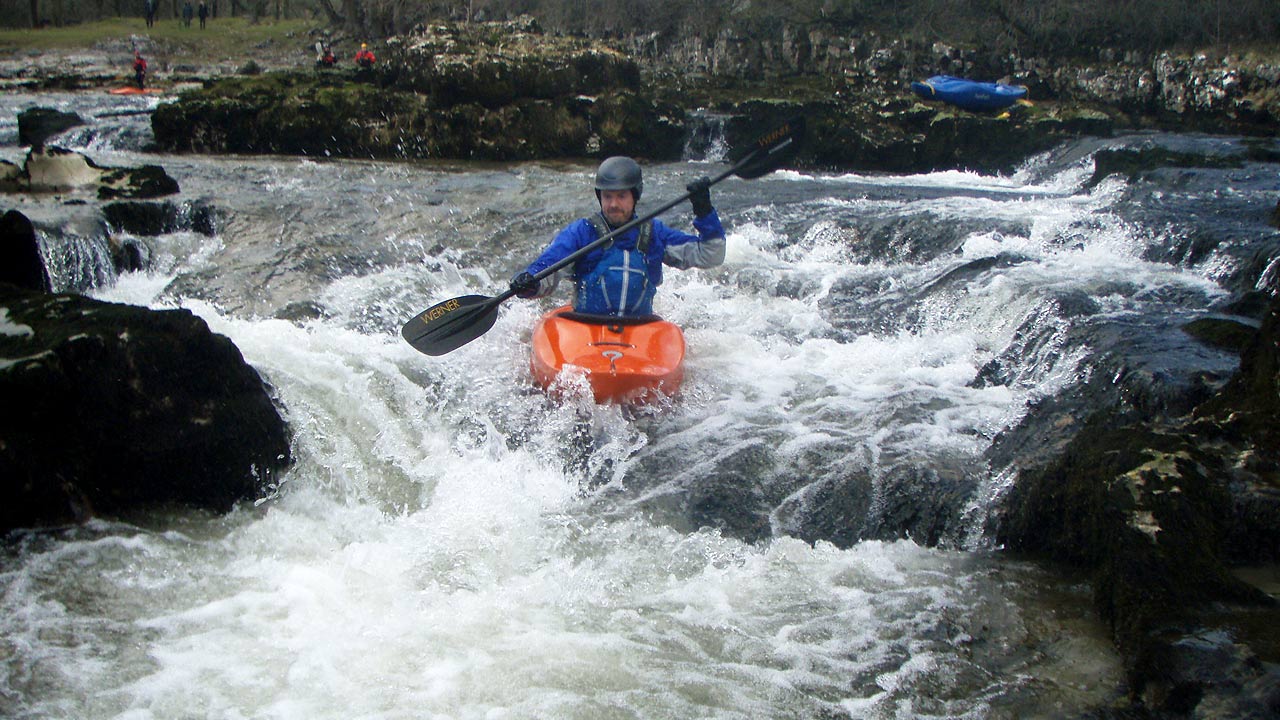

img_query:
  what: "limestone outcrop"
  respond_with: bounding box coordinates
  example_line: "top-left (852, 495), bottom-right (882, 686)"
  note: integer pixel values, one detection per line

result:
top-left (151, 19), bottom-right (1117, 173)
top-left (153, 20), bottom-right (686, 162)
top-left (0, 146), bottom-right (180, 199)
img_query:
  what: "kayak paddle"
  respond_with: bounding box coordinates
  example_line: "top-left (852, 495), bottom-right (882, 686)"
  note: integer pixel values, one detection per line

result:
top-left (401, 115), bottom-right (806, 356)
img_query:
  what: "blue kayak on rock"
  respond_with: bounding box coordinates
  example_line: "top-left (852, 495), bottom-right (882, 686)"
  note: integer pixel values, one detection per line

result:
top-left (911, 75), bottom-right (1028, 112)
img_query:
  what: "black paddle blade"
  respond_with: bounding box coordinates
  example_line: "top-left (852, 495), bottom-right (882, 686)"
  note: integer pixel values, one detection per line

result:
top-left (734, 115), bottom-right (806, 179)
top-left (401, 294), bottom-right (501, 356)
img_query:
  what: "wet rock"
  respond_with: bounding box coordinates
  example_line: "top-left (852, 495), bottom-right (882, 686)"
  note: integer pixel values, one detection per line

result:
top-left (25, 145), bottom-right (103, 189)
top-left (996, 291), bottom-right (1280, 716)
top-left (1087, 146), bottom-right (1246, 188)
top-left (0, 210), bottom-right (51, 292)
top-left (16, 107), bottom-right (84, 148)
top-left (0, 284), bottom-right (292, 532)
top-left (101, 199), bottom-right (219, 236)
top-left (96, 163), bottom-right (180, 200)
top-left (0, 161), bottom-right (21, 191)
top-left (1194, 292), bottom-right (1280, 457)
top-left (1, 146), bottom-right (179, 200)
top-left (110, 234), bottom-right (147, 273)
top-left (844, 458), bottom-right (972, 543)
top-left (625, 439), bottom-right (777, 543)
top-left (1182, 315), bottom-right (1258, 355)
top-left (273, 300), bottom-right (330, 322)
top-left (625, 426), bottom-right (972, 549)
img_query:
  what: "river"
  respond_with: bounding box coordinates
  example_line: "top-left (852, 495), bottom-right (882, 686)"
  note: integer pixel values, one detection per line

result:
top-left (3, 91), bottom-right (1277, 718)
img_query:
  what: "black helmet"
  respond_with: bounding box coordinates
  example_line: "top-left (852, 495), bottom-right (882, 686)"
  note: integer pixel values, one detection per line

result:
top-left (594, 156), bottom-right (642, 200)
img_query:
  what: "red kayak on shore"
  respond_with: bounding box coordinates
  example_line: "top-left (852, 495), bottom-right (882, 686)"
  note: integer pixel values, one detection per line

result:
top-left (530, 306), bottom-right (685, 404)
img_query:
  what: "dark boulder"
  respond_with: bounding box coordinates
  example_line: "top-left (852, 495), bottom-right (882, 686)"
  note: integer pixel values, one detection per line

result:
top-left (0, 210), bottom-right (51, 292)
top-left (102, 199), bottom-right (220, 237)
top-left (1181, 315), bottom-right (1259, 355)
top-left (0, 284), bottom-right (292, 533)
top-left (996, 291), bottom-right (1280, 716)
top-left (17, 107), bottom-right (84, 148)
top-left (1194, 290), bottom-right (1280, 475)
top-left (96, 162), bottom-right (180, 200)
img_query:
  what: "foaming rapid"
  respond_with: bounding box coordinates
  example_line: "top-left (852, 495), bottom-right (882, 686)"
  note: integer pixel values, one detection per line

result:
top-left (9, 120), bottom-right (1264, 717)
top-left (0, 269), bottom-right (1121, 718)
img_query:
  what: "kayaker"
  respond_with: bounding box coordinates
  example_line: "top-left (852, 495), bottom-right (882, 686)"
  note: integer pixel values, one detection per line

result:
top-left (132, 51), bottom-right (147, 90)
top-left (509, 157), bottom-right (725, 316)
top-left (355, 43), bottom-right (376, 69)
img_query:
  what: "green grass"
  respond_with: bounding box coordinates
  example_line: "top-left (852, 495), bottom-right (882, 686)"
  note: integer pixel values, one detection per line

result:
top-left (0, 17), bottom-right (314, 63)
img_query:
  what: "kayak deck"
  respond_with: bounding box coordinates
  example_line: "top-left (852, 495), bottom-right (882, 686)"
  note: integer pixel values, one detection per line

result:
top-left (530, 306), bottom-right (685, 404)
top-left (108, 87), bottom-right (164, 95)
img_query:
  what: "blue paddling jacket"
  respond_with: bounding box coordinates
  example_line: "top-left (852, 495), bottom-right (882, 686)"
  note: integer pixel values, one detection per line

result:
top-left (523, 210), bottom-right (726, 316)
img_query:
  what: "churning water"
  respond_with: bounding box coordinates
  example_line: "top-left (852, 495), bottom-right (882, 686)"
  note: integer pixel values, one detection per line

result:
top-left (4, 91), bottom-right (1277, 718)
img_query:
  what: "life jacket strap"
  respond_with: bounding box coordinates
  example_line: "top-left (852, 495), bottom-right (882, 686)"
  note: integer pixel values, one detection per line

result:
top-left (587, 214), bottom-right (651, 254)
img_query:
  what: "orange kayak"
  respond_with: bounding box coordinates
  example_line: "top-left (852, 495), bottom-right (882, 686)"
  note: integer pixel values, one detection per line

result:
top-left (108, 87), bottom-right (163, 95)
top-left (530, 306), bottom-right (685, 404)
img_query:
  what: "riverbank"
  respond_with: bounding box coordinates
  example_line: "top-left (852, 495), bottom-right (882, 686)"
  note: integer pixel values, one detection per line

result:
top-left (6, 18), bottom-right (1278, 175)
top-left (0, 17), bottom-right (318, 91)
top-left (138, 19), bottom-right (1120, 174)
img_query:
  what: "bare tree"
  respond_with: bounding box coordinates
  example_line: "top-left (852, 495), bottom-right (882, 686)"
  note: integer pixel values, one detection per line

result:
top-left (315, 0), bottom-right (344, 23)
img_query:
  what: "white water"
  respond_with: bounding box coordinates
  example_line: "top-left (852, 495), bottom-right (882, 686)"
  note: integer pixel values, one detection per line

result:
top-left (10, 95), bottom-right (1268, 717)
top-left (13, 189), bottom-right (1114, 720)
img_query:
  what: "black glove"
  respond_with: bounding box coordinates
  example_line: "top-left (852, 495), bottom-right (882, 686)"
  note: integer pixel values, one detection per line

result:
top-left (687, 176), bottom-right (713, 218)
top-left (510, 271), bottom-right (540, 299)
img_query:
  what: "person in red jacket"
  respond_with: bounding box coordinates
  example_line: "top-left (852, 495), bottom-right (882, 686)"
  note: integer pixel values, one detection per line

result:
top-left (355, 43), bottom-right (376, 69)
top-left (132, 51), bottom-right (148, 89)
top-left (315, 41), bottom-right (337, 69)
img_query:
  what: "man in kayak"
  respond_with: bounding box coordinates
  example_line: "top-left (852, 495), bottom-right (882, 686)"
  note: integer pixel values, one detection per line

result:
top-left (355, 43), bottom-right (376, 69)
top-left (132, 51), bottom-right (147, 90)
top-left (509, 157), bottom-right (725, 317)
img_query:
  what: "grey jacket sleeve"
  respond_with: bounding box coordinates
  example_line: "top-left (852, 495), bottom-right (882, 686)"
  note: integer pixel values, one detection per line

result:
top-left (662, 235), bottom-right (726, 270)
top-left (530, 269), bottom-right (561, 299)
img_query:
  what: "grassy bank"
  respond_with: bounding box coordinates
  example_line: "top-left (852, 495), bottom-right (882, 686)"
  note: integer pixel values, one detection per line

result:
top-left (0, 17), bottom-right (315, 64)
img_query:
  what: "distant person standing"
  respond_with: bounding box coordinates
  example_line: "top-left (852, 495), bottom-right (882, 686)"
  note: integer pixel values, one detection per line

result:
top-left (132, 50), bottom-right (148, 89)
top-left (143, 0), bottom-right (156, 27)
top-left (315, 42), bottom-right (337, 69)
top-left (182, 1), bottom-right (194, 28)
top-left (197, 0), bottom-right (208, 29)
top-left (355, 43), bottom-right (376, 69)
